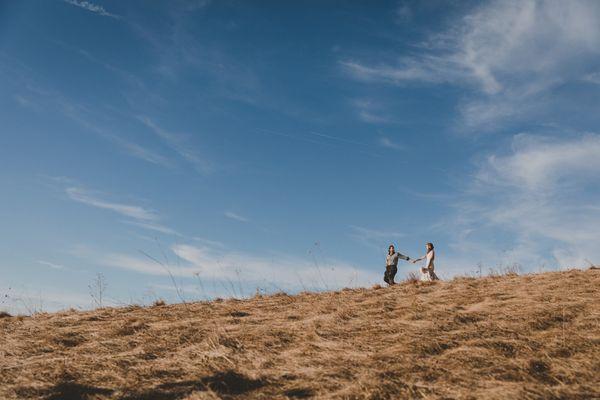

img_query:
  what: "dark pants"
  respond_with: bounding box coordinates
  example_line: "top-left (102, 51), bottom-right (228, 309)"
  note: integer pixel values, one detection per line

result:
top-left (384, 265), bottom-right (397, 285)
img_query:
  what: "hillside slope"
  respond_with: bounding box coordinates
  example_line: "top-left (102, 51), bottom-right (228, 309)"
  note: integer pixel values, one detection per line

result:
top-left (1, 269), bottom-right (599, 399)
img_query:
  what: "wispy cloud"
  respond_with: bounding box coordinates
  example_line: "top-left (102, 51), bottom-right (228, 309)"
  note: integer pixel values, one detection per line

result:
top-left (477, 133), bottom-right (600, 191)
top-left (341, 58), bottom-right (459, 87)
top-left (109, 136), bottom-right (173, 168)
top-left (448, 132), bottom-right (600, 269)
top-left (224, 211), bottom-right (249, 223)
top-left (342, 0), bottom-right (600, 131)
top-left (395, 3), bottom-right (413, 22)
top-left (359, 111), bottom-right (391, 124)
top-left (122, 220), bottom-right (182, 237)
top-left (582, 71), bottom-right (600, 85)
top-left (348, 225), bottom-right (405, 252)
top-left (170, 242), bottom-right (379, 290)
top-left (77, 240), bottom-right (379, 294)
top-left (6, 63), bottom-right (173, 169)
top-left (399, 187), bottom-right (454, 202)
top-left (63, 0), bottom-right (121, 19)
top-left (192, 237), bottom-right (225, 248)
top-left (351, 98), bottom-right (394, 125)
top-left (102, 253), bottom-right (193, 276)
top-left (14, 94), bottom-right (33, 108)
top-left (378, 137), bottom-right (404, 150)
top-left (63, 185), bottom-right (182, 237)
top-left (66, 187), bottom-right (158, 221)
top-left (37, 260), bottom-right (66, 270)
top-left (138, 116), bottom-right (212, 174)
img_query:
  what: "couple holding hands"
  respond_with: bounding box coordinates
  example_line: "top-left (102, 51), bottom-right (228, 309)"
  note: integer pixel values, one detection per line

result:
top-left (384, 242), bottom-right (439, 285)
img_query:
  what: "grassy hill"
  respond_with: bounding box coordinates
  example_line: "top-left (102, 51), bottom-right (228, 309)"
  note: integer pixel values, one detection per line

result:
top-left (1, 269), bottom-right (599, 399)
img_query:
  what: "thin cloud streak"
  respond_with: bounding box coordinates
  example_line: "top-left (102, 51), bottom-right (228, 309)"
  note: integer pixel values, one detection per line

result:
top-left (64, 185), bottom-right (182, 237)
top-left (351, 99), bottom-right (394, 125)
top-left (37, 260), bottom-right (66, 270)
top-left (6, 63), bottom-right (172, 169)
top-left (63, 0), bottom-right (121, 19)
top-left (224, 211), bottom-right (249, 223)
top-left (66, 187), bottom-right (158, 221)
top-left (122, 220), bottom-right (182, 237)
top-left (138, 116), bottom-right (212, 174)
top-left (378, 137), bottom-right (404, 150)
top-left (109, 136), bottom-right (173, 168)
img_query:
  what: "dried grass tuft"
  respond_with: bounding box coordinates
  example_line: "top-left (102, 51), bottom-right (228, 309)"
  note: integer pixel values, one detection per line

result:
top-left (152, 299), bottom-right (166, 307)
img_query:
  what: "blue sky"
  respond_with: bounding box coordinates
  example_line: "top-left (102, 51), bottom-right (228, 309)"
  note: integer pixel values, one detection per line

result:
top-left (1, 0), bottom-right (599, 313)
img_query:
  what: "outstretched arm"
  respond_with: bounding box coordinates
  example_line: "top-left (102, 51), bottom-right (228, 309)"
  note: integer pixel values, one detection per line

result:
top-left (397, 252), bottom-right (410, 261)
top-left (412, 255), bottom-right (425, 264)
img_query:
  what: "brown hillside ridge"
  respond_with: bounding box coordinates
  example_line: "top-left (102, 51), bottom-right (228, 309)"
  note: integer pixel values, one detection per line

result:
top-left (1, 269), bottom-right (599, 399)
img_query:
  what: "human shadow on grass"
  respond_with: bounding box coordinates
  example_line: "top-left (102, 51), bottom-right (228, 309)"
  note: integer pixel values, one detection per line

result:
top-left (16, 381), bottom-right (113, 400)
top-left (121, 370), bottom-right (266, 400)
top-left (16, 370), bottom-right (264, 400)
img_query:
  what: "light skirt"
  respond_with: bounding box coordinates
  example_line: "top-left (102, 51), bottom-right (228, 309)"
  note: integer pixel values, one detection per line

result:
top-left (420, 269), bottom-right (432, 282)
top-left (420, 268), bottom-right (439, 282)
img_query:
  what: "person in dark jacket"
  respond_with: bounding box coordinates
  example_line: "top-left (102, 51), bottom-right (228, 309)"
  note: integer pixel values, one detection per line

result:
top-left (384, 244), bottom-right (411, 285)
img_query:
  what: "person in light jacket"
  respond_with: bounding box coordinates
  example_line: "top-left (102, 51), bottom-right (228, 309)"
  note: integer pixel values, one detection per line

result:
top-left (384, 244), bottom-right (411, 285)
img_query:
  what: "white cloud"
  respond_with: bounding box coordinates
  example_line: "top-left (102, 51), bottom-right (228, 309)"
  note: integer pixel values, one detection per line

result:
top-left (342, 0), bottom-right (600, 130)
top-left (91, 241), bottom-right (380, 293)
top-left (66, 187), bottom-right (158, 221)
top-left (359, 111), bottom-right (390, 124)
top-left (63, 0), bottom-right (120, 19)
top-left (350, 98), bottom-right (393, 125)
top-left (378, 137), bottom-right (404, 150)
top-left (341, 57), bottom-right (462, 86)
top-left (171, 243), bottom-right (379, 290)
top-left (449, 132), bottom-right (600, 269)
top-left (102, 253), bottom-right (195, 276)
top-left (478, 134), bottom-right (600, 191)
top-left (192, 236), bottom-right (225, 248)
top-left (582, 71), bottom-right (600, 84)
top-left (122, 220), bottom-right (182, 236)
top-left (37, 260), bottom-right (66, 270)
top-left (64, 186), bottom-right (181, 237)
top-left (224, 211), bottom-right (249, 223)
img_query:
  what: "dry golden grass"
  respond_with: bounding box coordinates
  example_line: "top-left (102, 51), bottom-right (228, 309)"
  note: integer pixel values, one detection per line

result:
top-left (1, 269), bottom-right (599, 399)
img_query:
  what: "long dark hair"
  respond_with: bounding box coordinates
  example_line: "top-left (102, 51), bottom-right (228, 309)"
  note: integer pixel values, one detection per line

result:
top-left (426, 242), bottom-right (434, 251)
top-left (388, 244), bottom-right (395, 255)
